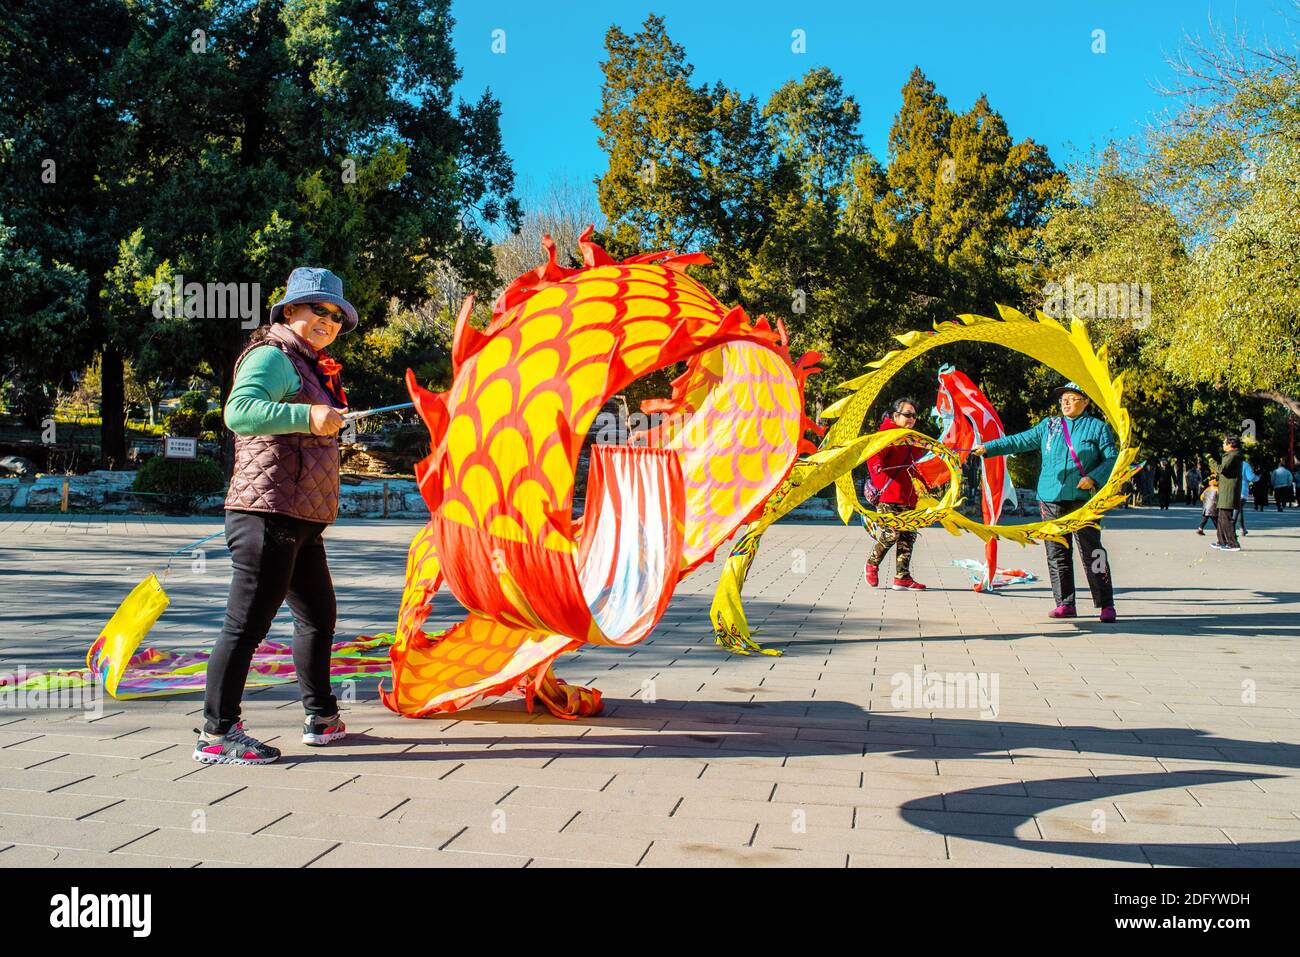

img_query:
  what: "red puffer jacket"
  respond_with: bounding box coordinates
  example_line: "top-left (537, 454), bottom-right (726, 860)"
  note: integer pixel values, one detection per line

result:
top-left (866, 415), bottom-right (927, 507)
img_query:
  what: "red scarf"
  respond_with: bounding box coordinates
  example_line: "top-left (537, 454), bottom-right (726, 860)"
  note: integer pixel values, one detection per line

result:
top-left (316, 353), bottom-right (348, 408)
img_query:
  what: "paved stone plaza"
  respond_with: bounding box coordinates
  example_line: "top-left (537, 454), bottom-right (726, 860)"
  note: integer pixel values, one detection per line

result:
top-left (1, 506), bottom-right (1298, 867)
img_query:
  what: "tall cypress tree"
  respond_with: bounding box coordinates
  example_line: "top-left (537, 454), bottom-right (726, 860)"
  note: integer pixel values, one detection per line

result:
top-left (0, 0), bottom-right (133, 445)
top-left (595, 13), bottom-right (770, 292)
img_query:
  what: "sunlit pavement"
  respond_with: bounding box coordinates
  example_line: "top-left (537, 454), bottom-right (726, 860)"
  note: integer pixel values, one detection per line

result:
top-left (1, 505), bottom-right (1298, 867)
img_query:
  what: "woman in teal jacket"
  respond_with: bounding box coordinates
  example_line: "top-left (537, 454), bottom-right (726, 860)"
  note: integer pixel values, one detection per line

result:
top-left (974, 382), bottom-right (1119, 622)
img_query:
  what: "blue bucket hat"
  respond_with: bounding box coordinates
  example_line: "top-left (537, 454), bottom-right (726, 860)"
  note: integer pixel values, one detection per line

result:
top-left (269, 267), bottom-right (359, 334)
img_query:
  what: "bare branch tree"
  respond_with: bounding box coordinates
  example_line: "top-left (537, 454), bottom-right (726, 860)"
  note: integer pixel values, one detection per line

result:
top-left (493, 174), bottom-right (607, 288)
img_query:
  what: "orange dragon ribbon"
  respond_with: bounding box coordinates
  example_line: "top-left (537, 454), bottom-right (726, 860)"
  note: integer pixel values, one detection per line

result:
top-left (380, 228), bottom-right (820, 719)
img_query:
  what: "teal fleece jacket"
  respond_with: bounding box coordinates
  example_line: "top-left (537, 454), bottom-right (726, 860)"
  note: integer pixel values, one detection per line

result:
top-left (223, 345), bottom-right (313, 435)
top-left (982, 413), bottom-right (1118, 503)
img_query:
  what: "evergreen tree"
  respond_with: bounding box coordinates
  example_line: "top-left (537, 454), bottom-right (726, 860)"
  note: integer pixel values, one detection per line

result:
top-left (595, 14), bottom-right (771, 296)
top-left (0, 0), bottom-right (520, 468)
top-left (0, 0), bottom-right (133, 446)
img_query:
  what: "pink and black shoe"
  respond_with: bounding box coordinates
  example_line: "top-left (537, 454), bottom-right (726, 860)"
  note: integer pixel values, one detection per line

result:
top-left (892, 577), bottom-right (926, 591)
top-left (193, 721), bottom-right (281, 765)
top-left (1048, 604), bottom-right (1077, 619)
top-left (303, 713), bottom-right (347, 746)
top-left (1099, 606), bottom-right (1117, 623)
top-left (865, 563), bottom-right (880, 588)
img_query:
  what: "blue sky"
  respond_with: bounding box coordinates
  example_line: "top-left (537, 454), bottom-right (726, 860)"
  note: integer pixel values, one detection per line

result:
top-left (449, 1), bottom-right (1296, 209)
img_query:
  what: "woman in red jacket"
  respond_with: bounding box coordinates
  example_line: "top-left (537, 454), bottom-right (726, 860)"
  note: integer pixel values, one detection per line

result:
top-left (864, 397), bottom-right (929, 590)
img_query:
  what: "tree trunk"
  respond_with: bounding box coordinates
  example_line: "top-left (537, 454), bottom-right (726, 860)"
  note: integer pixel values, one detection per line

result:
top-left (100, 345), bottom-right (127, 468)
top-left (1250, 390), bottom-right (1300, 419)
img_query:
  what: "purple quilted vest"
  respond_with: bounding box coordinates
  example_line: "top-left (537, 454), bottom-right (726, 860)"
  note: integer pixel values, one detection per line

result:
top-left (224, 323), bottom-right (343, 524)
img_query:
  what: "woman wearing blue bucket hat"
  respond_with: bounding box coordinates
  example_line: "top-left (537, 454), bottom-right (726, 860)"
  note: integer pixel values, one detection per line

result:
top-left (194, 267), bottom-right (358, 765)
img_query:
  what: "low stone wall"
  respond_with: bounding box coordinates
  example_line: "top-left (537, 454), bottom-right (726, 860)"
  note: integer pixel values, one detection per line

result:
top-left (0, 472), bottom-right (1044, 522)
top-left (334, 479), bottom-right (425, 518)
top-left (1, 471), bottom-right (139, 510)
top-left (0, 472), bottom-right (426, 518)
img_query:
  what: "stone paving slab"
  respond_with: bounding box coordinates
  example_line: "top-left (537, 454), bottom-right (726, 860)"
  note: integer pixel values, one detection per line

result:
top-left (2, 507), bottom-right (1300, 866)
top-left (0, 844), bottom-right (202, 867)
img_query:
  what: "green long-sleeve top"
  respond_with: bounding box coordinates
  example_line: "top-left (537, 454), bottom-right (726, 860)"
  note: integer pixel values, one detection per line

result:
top-left (223, 346), bottom-right (313, 435)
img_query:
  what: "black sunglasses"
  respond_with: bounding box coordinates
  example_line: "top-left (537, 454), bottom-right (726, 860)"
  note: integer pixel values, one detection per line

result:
top-left (307, 303), bottom-right (343, 321)
top-left (896, 410), bottom-right (918, 419)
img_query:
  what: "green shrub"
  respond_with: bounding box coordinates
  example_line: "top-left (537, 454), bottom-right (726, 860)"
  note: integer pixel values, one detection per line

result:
top-left (202, 409), bottom-right (224, 434)
top-left (179, 390), bottom-right (209, 414)
top-left (164, 409), bottom-right (203, 437)
top-left (134, 454), bottom-right (224, 496)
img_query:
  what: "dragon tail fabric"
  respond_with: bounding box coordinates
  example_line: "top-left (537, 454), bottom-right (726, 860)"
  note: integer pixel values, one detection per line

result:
top-left (381, 228), bottom-right (819, 717)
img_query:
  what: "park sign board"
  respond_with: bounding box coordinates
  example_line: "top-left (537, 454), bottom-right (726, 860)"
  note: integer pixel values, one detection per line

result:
top-left (163, 436), bottom-right (197, 460)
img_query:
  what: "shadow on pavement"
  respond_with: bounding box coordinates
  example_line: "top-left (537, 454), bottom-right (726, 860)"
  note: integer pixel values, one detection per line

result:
top-left (276, 696), bottom-right (1300, 864)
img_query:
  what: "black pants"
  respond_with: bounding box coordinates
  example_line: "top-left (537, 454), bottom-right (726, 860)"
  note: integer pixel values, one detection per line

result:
top-left (203, 509), bottom-right (338, 735)
top-left (1215, 507), bottom-right (1240, 549)
top-left (1039, 500), bottom-right (1114, 608)
top-left (1197, 511), bottom-right (1215, 530)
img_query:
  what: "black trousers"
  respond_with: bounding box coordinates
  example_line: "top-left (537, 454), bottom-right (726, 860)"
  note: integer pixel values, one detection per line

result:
top-left (1215, 507), bottom-right (1240, 549)
top-left (203, 509), bottom-right (339, 735)
top-left (1039, 500), bottom-right (1114, 608)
